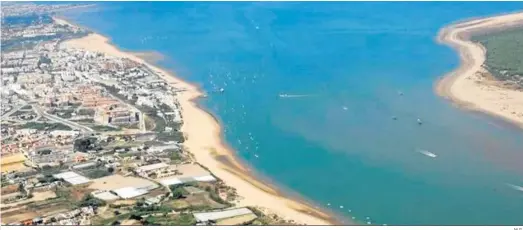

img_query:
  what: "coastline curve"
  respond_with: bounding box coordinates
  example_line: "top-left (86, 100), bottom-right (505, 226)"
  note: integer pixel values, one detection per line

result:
top-left (435, 12), bottom-right (523, 129)
top-left (55, 17), bottom-right (344, 225)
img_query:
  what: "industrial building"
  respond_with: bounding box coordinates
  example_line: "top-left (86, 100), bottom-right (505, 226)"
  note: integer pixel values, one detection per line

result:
top-left (111, 187), bottom-right (149, 199)
top-left (94, 103), bottom-right (140, 126)
top-left (53, 171), bottom-right (90, 185)
top-left (193, 207), bottom-right (256, 223)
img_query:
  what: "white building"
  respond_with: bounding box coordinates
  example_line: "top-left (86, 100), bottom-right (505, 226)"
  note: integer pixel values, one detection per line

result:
top-left (50, 130), bottom-right (80, 137)
top-left (193, 208), bottom-right (255, 223)
top-left (91, 190), bottom-right (119, 201)
top-left (53, 171), bottom-right (90, 185)
top-left (111, 187), bottom-right (148, 199)
top-left (136, 162), bottom-right (169, 174)
top-left (61, 71), bottom-right (76, 82)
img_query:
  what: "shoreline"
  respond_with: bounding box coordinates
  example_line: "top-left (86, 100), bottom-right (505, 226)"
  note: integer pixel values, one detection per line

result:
top-left (55, 17), bottom-right (342, 225)
top-left (435, 12), bottom-right (523, 129)
top-left (191, 100), bottom-right (352, 225)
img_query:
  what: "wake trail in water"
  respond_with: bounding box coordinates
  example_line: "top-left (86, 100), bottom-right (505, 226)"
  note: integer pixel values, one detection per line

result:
top-left (506, 183), bottom-right (523, 192)
top-left (278, 93), bottom-right (318, 98)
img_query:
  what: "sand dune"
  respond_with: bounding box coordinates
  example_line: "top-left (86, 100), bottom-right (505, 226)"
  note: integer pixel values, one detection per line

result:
top-left (58, 18), bottom-right (337, 225)
top-left (436, 12), bottom-right (523, 129)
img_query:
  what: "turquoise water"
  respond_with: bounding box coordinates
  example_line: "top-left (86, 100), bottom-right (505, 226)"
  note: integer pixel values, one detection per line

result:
top-left (63, 2), bottom-right (523, 225)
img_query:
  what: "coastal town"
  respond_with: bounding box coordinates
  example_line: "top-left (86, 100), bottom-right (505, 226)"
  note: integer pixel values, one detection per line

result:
top-left (5, 2), bottom-right (522, 227)
top-left (0, 3), bottom-right (298, 226)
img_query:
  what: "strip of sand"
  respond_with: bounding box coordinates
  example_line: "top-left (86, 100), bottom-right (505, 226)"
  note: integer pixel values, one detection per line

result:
top-left (436, 12), bottom-right (523, 129)
top-left (57, 18), bottom-right (338, 225)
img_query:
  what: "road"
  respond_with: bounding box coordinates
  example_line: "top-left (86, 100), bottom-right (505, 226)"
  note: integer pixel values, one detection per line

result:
top-left (1, 101), bottom-right (28, 119)
top-left (32, 104), bottom-right (94, 132)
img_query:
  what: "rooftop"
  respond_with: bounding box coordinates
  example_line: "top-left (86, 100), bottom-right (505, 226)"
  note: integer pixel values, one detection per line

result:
top-left (160, 175), bottom-right (216, 186)
top-left (91, 190), bottom-right (119, 201)
top-left (53, 171), bottom-right (90, 185)
top-left (193, 207), bottom-right (254, 222)
top-left (137, 162), bottom-right (168, 172)
top-left (112, 187), bottom-right (148, 199)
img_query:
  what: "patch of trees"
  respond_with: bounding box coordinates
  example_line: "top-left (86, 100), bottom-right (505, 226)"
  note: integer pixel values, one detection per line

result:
top-left (79, 194), bottom-right (106, 207)
top-left (203, 185), bottom-right (229, 205)
top-left (73, 137), bottom-right (100, 152)
top-left (84, 169), bottom-right (111, 179)
top-left (37, 174), bottom-right (59, 183)
top-left (473, 28), bottom-right (523, 88)
top-left (170, 185), bottom-right (187, 199)
top-left (40, 165), bottom-right (66, 176)
top-left (169, 151), bottom-right (182, 162)
top-left (142, 213), bottom-right (196, 226)
top-left (37, 55), bottom-right (52, 67)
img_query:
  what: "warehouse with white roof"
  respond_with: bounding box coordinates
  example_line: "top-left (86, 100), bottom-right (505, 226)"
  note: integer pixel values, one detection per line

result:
top-left (91, 190), bottom-right (120, 201)
top-left (111, 187), bottom-right (149, 199)
top-left (156, 163), bottom-right (217, 186)
top-left (193, 207), bottom-right (255, 223)
top-left (160, 175), bottom-right (216, 186)
top-left (53, 171), bottom-right (90, 185)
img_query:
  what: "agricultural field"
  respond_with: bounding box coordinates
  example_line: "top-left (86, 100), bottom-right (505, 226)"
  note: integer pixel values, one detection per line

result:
top-left (1, 191), bottom-right (73, 223)
top-left (165, 192), bottom-right (227, 212)
top-left (472, 27), bottom-right (523, 88)
top-left (142, 213), bottom-right (196, 226)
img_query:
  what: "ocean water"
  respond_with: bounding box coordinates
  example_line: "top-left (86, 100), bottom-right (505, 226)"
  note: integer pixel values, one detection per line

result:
top-left (62, 2), bottom-right (523, 225)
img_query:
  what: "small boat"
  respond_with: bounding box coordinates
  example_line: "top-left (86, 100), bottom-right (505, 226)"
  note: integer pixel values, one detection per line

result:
top-left (398, 91), bottom-right (404, 96)
top-left (339, 205), bottom-right (344, 209)
top-left (219, 88), bottom-right (225, 93)
top-left (417, 118), bottom-right (423, 125)
top-left (418, 149), bottom-right (437, 158)
top-left (254, 154), bottom-right (259, 158)
top-left (279, 94), bottom-right (288, 98)
top-left (342, 106), bottom-right (348, 111)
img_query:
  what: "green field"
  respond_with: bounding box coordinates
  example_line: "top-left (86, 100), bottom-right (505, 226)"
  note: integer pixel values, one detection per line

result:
top-left (143, 214), bottom-right (196, 226)
top-left (91, 125), bottom-right (122, 132)
top-left (472, 27), bottom-right (523, 88)
top-left (21, 122), bottom-right (72, 131)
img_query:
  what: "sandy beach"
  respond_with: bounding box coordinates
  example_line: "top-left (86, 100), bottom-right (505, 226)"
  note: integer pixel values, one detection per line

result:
top-left (57, 17), bottom-right (338, 225)
top-left (436, 12), bottom-right (523, 129)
